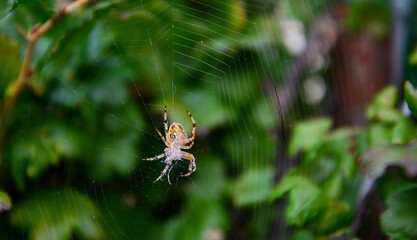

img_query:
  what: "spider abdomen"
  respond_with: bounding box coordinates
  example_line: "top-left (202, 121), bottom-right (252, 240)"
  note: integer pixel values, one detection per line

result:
top-left (168, 122), bottom-right (188, 142)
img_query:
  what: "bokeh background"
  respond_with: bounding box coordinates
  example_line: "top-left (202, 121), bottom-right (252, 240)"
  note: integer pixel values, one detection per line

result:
top-left (1, 0), bottom-right (417, 239)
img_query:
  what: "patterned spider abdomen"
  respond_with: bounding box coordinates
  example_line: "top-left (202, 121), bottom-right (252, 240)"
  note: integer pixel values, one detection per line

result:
top-left (168, 123), bottom-right (187, 142)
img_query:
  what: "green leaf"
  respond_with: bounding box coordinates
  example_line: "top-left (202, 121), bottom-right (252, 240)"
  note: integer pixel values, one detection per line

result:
top-left (316, 201), bottom-right (352, 234)
top-left (250, 99), bottom-right (277, 131)
top-left (48, 83), bottom-right (86, 108)
top-left (96, 136), bottom-right (137, 179)
top-left (272, 172), bottom-right (352, 232)
top-left (381, 186), bottom-right (417, 239)
top-left (188, 156), bottom-right (226, 201)
top-left (0, 34), bottom-right (20, 99)
top-left (368, 123), bottom-right (391, 146)
top-left (224, 129), bottom-right (275, 168)
top-left (35, 16), bottom-right (97, 72)
top-left (11, 190), bottom-right (102, 240)
top-left (271, 174), bottom-right (325, 226)
top-left (404, 81), bottom-right (417, 118)
top-left (160, 199), bottom-right (228, 240)
top-left (9, 131), bottom-right (58, 189)
top-left (271, 174), bottom-right (314, 200)
top-left (358, 141), bottom-right (417, 179)
top-left (8, 0), bottom-right (21, 13)
top-left (82, 101), bottom-right (143, 181)
top-left (8, 123), bottom-right (84, 189)
top-left (6, 0), bottom-right (54, 13)
top-left (322, 172), bottom-right (344, 199)
top-left (288, 118), bottom-right (332, 156)
top-left (366, 86), bottom-right (398, 120)
top-left (2, 0), bottom-right (55, 22)
top-left (357, 130), bottom-right (370, 154)
top-left (233, 168), bottom-right (274, 207)
top-left (97, 193), bottom-right (155, 240)
top-left (344, 1), bottom-right (391, 38)
top-left (409, 49), bottom-right (417, 66)
top-left (280, 0), bottom-right (330, 24)
top-left (180, 88), bottom-right (232, 128)
top-left (376, 173), bottom-right (417, 202)
top-left (44, 123), bottom-right (85, 159)
top-left (285, 180), bottom-right (324, 226)
top-left (292, 230), bottom-right (314, 240)
top-left (374, 86), bottom-right (398, 108)
top-left (391, 119), bottom-right (417, 144)
top-left (375, 108), bottom-right (404, 124)
top-left (161, 158), bottom-right (229, 240)
top-left (239, 15), bottom-right (282, 49)
top-left (88, 132), bottom-right (140, 181)
top-left (0, 190), bottom-right (12, 212)
top-left (0, 0), bottom-right (17, 21)
top-left (326, 128), bottom-right (357, 178)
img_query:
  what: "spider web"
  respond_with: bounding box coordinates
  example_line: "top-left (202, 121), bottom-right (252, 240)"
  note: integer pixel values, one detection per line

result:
top-left (91, 1), bottom-right (333, 239)
top-left (0, 0), bottom-right (338, 239)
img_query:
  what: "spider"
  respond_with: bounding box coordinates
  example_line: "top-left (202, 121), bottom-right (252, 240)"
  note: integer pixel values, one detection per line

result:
top-left (142, 106), bottom-right (196, 183)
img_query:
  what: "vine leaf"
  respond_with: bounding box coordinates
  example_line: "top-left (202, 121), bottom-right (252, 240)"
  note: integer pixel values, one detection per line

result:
top-left (366, 86), bottom-right (398, 121)
top-left (358, 141), bottom-right (417, 179)
top-left (270, 174), bottom-right (325, 226)
top-left (288, 118), bottom-right (332, 156)
top-left (271, 174), bottom-right (352, 232)
top-left (391, 118), bottom-right (417, 144)
top-left (381, 186), bottom-right (417, 239)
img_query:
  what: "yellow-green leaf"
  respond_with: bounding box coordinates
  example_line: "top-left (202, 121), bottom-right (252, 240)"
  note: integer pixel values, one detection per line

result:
top-left (404, 81), bottom-right (417, 118)
top-left (0, 190), bottom-right (12, 212)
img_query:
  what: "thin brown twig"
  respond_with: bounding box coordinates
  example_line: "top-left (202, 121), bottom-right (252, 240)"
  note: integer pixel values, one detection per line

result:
top-left (0, 0), bottom-right (91, 165)
top-left (15, 24), bottom-right (28, 39)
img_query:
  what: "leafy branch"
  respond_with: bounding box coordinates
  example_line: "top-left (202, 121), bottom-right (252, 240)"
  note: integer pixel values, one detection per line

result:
top-left (0, 0), bottom-right (91, 165)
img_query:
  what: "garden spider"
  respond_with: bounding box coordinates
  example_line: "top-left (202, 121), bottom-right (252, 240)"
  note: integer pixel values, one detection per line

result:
top-left (142, 106), bottom-right (196, 183)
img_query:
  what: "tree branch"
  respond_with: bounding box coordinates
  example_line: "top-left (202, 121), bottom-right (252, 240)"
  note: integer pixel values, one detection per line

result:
top-left (0, 0), bottom-right (91, 165)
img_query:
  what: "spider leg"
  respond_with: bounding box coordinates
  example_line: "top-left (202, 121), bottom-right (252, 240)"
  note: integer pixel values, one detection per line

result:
top-left (164, 105), bottom-right (169, 137)
top-left (155, 128), bottom-right (168, 146)
top-left (179, 152), bottom-right (196, 177)
top-left (179, 110), bottom-right (196, 149)
top-left (186, 110), bottom-right (196, 141)
top-left (180, 142), bottom-right (193, 150)
top-left (142, 153), bottom-right (165, 161)
top-left (153, 162), bottom-right (172, 183)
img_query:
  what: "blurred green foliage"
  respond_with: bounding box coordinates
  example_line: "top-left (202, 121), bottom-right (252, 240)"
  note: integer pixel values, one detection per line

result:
top-left (273, 83), bottom-right (417, 239)
top-left (381, 186), bottom-right (417, 239)
top-left (0, 34), bottom-right (20, 99)
top-left (11, 191), bottom-right (102, 240)
top-left (0, 0), bottom-right (328, 239)
top-left (344, 0), bottom-right (391, 38)
top-left (1, 0), bottom-right (415, 239)
top-left (272, 119), bottom-right (356, 236)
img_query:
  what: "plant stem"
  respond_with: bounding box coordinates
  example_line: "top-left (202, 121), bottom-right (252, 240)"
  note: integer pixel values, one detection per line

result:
top-left (0, 0), bottom-right (91, 165)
